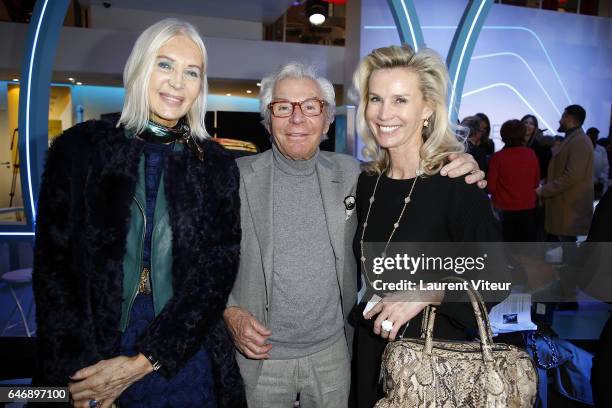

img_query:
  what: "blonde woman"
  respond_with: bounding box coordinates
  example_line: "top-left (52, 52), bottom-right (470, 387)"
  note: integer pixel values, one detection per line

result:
top-left (350, 45), bottom-right (501, 407)
top-left (33, 19), bottom-right (245, 407)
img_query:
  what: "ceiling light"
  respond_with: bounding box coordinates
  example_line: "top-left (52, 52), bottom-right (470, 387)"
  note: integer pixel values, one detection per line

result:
top-left (226, 93), bottom-right (232, 96)
top-left (256, 82), bottom-right (261, 87)
top-left (246, 90), bottom-right (252, 94)
top-left (68, 77), bottom-right (75, 82)
top-left (12, 78), bottom-right (19, 82)
top-left (306, 0), bottom-right (327, 25)
top-left (76, 81), bottom-right (83, 85)
top-left (309, 13), bottom-right (325, 25)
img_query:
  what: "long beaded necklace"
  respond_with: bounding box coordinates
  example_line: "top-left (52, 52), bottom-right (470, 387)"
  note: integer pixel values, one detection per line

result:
top-left (359, 168), bottom-right (421, 287)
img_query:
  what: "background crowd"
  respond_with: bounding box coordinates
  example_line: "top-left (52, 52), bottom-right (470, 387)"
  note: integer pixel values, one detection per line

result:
top-left (462, 107), bottom-right (610, 244)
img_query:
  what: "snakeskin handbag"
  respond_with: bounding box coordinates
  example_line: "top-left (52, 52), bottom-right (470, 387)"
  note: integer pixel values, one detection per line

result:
top-left (375, 279), bottom-right (538, 408)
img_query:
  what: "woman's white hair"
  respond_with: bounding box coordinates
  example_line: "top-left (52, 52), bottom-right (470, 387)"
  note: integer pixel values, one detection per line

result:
top-left (353, 44), bottom-right (464, 175)
top-left (259, 62), bottom-right (336, 133)
top-left (118, 18), bottom-right (209, 140)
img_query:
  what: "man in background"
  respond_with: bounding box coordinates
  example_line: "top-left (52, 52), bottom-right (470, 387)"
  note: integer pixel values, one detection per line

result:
top-left (586, 127), bottom-right (609, 199)
top-left (537, 105), bottom-right (593, 242)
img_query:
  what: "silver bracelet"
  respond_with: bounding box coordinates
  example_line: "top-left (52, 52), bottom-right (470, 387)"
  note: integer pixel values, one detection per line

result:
top-left (145, 354), bottom-right (162, 371)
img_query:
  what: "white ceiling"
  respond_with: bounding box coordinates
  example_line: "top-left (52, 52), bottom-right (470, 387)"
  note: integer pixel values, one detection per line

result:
top-left (80, 0), bottom-right (298, 23)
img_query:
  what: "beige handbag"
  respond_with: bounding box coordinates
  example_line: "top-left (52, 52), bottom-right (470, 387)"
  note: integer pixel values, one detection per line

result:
top-left (375, 279), bottom-right (538, 408)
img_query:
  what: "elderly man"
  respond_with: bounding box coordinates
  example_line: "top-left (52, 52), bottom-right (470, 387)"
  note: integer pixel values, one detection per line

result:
top-left (223, 62), bottom-right (484, 407)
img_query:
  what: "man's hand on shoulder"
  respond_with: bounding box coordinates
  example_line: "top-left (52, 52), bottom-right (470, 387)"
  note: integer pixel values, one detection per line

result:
top-left (223, 306), bottom-right (272, 360)
top-left (441, 153), bottom-right (487, 189)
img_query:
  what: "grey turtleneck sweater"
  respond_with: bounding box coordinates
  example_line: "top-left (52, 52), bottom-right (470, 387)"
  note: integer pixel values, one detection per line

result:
top-left (268, 145), bottom-right (344, 359)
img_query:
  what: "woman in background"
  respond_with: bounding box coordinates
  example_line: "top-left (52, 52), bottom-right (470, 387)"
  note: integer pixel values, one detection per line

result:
top-left (522, 114), bottom-right (552, 241)
top-left (488, 119), bottom-right (540, 241)
top-left (476, 112), bottom-right (495, 156)
top-left (462, 115), bottom-right (488, 174)
top-left (522, 114), bottom-right (551, 180)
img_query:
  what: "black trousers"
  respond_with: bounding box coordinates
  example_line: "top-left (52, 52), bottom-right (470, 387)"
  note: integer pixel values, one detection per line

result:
top-left (500, 208), bottom-right (537, 242)
top-left (592, 316), bottom-right (612, 406)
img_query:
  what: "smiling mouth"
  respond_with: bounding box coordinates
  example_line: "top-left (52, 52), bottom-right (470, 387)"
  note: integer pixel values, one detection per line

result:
top-left (378, 125), bottom-right (401, 133)
top-left (160, 93), bottom-right (184, 106)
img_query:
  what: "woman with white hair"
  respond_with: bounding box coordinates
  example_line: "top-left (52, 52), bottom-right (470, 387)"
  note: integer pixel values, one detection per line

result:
top-left (351, 44), bottom-right (502, 407)
top-left (32, 19), bottom-right (245, 407)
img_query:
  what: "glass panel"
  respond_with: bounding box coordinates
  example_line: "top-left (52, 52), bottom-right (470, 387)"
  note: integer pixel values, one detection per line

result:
top-left (580, 0), bottom-right (599, 15)
top-left (501, 0), bottom-right (542, 8)
top-left (264, 2), bottom-right (346, 46)
top-left (543, 0), bottom-right (579, 13)
top-left (0, 83), bottom-right (73, 225)
top-left (0, 83), bottom-right (25, 224)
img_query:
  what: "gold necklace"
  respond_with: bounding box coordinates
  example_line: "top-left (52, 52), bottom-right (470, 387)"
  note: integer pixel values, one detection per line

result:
top-left (359, 168), bottom-right (421, 286)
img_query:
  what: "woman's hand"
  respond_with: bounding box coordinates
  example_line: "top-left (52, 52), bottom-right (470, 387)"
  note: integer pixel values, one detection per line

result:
top-left (69, 354), bottom-right (153, 408)
top-left (441, 153), bottom-right (487, 189)
top-left (364, 290), bottom-right (443, 341)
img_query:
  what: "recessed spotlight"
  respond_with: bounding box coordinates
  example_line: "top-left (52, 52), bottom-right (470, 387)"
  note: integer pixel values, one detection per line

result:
top-left (76, 81), bottom-right (83, 86)
top-left (246, 90), bottom-right (252, 94)
top-left (68, 77), bottom-right (75, 82)
top-left (12, 78), bottom-right (18, 82)
top-left (256, 82), bottom-right (261, 87)
top-left (306, 0), bottom-right (327, 25)
top-left (226, 93), bottom-right (231, 96)
top-left (309, 13), bottom-right (325, 25)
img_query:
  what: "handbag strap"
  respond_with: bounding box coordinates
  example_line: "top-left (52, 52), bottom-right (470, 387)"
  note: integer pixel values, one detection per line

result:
top-left (465, 279), bottom-right (495, 341)
top-left (418, 277), bottom-right (493, 340)
top-left (421, 277), bottom-right (495, 362)
top-left (420, 304), bottom-right (432, 339)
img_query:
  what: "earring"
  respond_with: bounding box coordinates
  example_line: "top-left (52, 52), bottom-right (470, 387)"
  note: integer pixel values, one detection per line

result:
top-left (423, 118), bottom-right (430, 128)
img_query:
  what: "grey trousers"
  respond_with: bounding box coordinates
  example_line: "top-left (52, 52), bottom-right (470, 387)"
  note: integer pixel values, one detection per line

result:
top-left (246, 336), bottom-right (350, 408)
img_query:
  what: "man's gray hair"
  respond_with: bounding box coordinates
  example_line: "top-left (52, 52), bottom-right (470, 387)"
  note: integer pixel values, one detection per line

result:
top-left (259, 62), bottom-right (336, 132)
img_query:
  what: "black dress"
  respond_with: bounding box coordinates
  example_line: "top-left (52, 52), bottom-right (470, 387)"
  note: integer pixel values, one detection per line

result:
top-left (586, 189), bottom-right (612, 406)
top-left (350, 171), bottom-right (502, 408)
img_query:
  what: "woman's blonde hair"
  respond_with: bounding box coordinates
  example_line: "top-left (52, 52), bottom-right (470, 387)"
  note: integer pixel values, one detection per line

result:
top-left (353, 44), bottom-right (464, 175)
top-left (118, 18), bottom-right (209, 140)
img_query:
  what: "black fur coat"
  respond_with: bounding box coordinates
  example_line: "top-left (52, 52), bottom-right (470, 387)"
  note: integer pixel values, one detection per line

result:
top-left (32, 120), bottom-right (246, 407)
